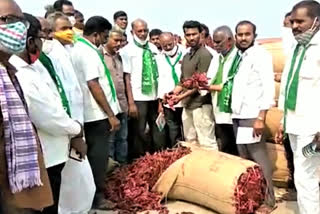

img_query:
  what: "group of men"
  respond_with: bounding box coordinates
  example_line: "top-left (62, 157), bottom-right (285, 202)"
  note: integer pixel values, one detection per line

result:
top-left (0, 0), bottom-right (319, 214)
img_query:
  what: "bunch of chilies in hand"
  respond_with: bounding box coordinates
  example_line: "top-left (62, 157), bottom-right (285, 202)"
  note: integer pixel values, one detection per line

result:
top-left (163, 72), bottom-right (222, 110)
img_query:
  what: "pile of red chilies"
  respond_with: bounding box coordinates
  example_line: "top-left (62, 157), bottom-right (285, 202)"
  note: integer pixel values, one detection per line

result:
top-left (234, 166), bottom-right (267, 214)
top-left (165, 72), bottom-right (209, 110)
top-left (105, 147), bottom-right (191, 214)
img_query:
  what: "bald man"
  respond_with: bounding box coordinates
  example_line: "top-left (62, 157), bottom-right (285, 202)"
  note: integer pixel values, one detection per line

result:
top-left (120, 19), bottom-right (166, 159)
top-left (157, 32), bottom-right (186, 147)
top-left (0, 1), bottom-right (53, 213)
top-left (206, 25), bottom-right (239, 155)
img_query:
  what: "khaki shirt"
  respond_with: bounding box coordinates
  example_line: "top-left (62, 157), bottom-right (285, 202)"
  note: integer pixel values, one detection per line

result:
top-left (181, 46), bottom-right (213, 110)
top-left (104, 50), bottom-right (128, 113)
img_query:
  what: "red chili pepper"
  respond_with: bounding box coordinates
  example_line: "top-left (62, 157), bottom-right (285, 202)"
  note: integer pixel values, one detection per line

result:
top-left (105, 147), bottom-right (191, 213)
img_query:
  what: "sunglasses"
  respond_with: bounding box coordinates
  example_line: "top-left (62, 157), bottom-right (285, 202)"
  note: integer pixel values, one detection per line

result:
top-left (0, 15), bottom-right (30, 29)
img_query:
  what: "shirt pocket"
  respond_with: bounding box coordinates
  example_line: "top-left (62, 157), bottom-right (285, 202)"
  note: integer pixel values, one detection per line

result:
top-left (299, 56), bottom-right (320, 80)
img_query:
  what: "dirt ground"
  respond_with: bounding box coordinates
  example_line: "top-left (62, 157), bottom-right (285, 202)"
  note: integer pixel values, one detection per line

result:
top-left (91, 198), bottom-right (299, 214)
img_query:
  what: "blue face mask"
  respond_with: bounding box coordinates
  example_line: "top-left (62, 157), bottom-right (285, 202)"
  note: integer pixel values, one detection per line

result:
top-left (0, 21), bottom-right (27, 54)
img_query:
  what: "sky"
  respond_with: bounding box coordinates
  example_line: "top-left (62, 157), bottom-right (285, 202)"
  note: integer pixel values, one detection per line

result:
top-left (15, 0), bottom-right (306, 39)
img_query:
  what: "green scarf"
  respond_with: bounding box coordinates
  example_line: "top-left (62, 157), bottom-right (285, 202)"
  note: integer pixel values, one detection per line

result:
top-left (211, 47), bottom-right (234, 85)
top-left (134, 40), bottom-right (159, 95)
top-left (165, 51), bottom-right (182, 86)
top-left (217, 51), bottom-right (242, 113)
top-left (38, 52), bottom-right (71, 116)
top-left (76, 37), bottom-right (116, 102)
top-left (284, 44), bottom-right (308, 131)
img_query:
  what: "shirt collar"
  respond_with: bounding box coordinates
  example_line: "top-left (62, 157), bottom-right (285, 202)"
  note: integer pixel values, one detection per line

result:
top-left (309, 30), bottom-right (320, 46)
top-left (9, 55), bottom-right (30, 69)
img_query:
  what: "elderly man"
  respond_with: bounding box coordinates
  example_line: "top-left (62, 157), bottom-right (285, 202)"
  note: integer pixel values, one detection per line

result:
top-left (0, 1), bottom-right (53, 213)
top-left (121, 19), bottom-right (166, 159)
top-left (42, 12), bottom-right (95, 214)
top-left (206, 25), bottom-right (239, 155)
top-left (157, 32), bottom-right (186, 147)
top-left (171, 20), bottom-right (215, 148)
top-left (276, 1), bottom-right (320, 213)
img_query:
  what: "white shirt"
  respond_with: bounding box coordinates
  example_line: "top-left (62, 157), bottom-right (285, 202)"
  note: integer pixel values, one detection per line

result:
top-left (231, 44), bottom-right (275, 119)
top-left (281, 27), bottom-right (296, 57)
top-left (207, 47), bottom-right (238, 124)
top-left (156, 46), bottom-right (186, 108)
top-left (10, 55), bottom-right (81, 168)
top-left (278, 31), bottom-right (320, 135)
top-left (120, 41), bottom-right (159, 101)
top-left (44, 39), bottom-right (84, 123)
top-left (70, 37), bottom-right (121, 123)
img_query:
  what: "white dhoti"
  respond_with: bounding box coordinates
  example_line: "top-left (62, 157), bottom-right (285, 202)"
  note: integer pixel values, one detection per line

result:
top-left (59, 158), bottom-right (96, 214)
top-left (289, 134), bottom-right (320, 214)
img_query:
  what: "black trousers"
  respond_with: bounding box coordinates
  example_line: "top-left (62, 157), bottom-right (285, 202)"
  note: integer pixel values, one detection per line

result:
top-left (163, 107), bottom-right (183, 148)
top-left (283, 136), bottom-right (295, 188)
top-left (130, 101), bottom-right (166, 159)
top-left (84, 119), bottom-right (111, 205)
top-left (41, 163), bottom-right (65, 214)
top-left (215, 124), bottom-right (238, 156)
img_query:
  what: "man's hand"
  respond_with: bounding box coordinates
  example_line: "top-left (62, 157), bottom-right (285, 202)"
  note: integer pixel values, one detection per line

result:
top-left (171, 94), bottom-right (183, 105)
top-left (128, 103), bottom-right (139, 118)
top-left (108, 115), bottom-right (121, 132)
top-left (275, 124), bottom-right (284, 144)
top-left (253, 118), bottom-right (265, 137)
top-left (70, 137), bottom-right (87, 159)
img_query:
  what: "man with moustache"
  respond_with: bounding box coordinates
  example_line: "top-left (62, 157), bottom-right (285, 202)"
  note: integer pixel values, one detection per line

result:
top-left (276, 1), bottom-right (320, 213)
top-left (121, 19), bottom-right (166, 159)
top-left (103, 28), bottom-right (129, 164)
top-left (232, 20), bottom-right (276, 212)
top-left (157, 32), bottom-right (186, 147)
top-left (170, 20), bottom-right (215, 148)
top-left (205, 25), bottom-right (239, 155)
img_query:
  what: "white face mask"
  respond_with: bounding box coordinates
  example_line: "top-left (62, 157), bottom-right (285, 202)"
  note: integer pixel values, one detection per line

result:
top-left (133, 33), bottom-right (148, 45)
top-left (68, 16), bottom-right (76, 26)
top-left (163, 45), bottom-right (178, 57)
top-left (41, 39), bottom-right (54, 54)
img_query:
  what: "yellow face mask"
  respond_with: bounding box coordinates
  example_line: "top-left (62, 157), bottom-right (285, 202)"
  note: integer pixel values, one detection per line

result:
top-left (54, 29), bottom-right (74, 44)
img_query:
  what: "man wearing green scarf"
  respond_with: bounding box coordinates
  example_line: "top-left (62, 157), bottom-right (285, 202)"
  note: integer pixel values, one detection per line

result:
top-left (232, 20), bottom-right (276, 213)
top-left (70, 16), bottom-right (121, 210)
top-left (275, 1), bottom-right (320, 213)
top-left (157, 32), bottom-right (186, 147)
top-left (205, 25), bottom-right (239, 156)
top-left (120, 19), bottom-right (166, 160)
